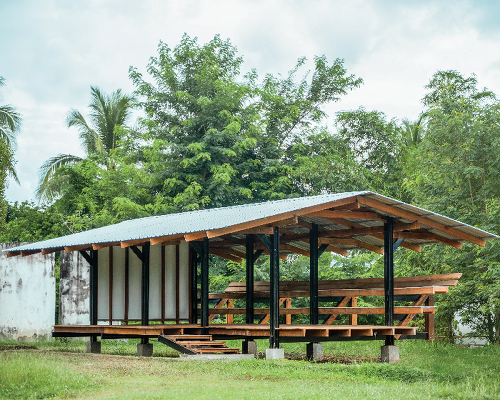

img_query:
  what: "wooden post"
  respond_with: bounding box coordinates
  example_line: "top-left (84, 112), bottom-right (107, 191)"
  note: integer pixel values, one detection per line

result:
top-left (349, 296), bottom-right (357, 325)
top-left (270, 227), bottom-right (280, 348)
top-left (141, 242), bottom-right (150, 335)
top-left (384, 217), bottom-right (395, 346)
top-left (425, 295), bottom-right (435, 340)
top-left (310, 223), bottom-right (319, 325)
top-left (190, 248), bottom-right (198, 324)
top-left (90, 250), bottom-right (98, 328)
top-left (201, 238), bottom-right (209, 330)
top-left (246, 234), bottom-right (255, 324)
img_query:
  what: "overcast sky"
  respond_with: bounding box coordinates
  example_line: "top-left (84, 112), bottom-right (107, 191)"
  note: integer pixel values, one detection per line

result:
top-left (2, 0), bottom-right (500, 203)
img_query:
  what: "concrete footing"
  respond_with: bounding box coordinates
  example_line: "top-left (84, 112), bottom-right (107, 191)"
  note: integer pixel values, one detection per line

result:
top-left (137, 343), bottom-right (153, 357)
top-left (306, 342), bottom-right (323, 362)
top-left (86, 341), bottom-right (101, 354)
top-left (242, 340), bottom-right (258, 355)
top-left (381, 345), bottom-right (400, 363)
top-left (265, 348), bottom-right (285, 360)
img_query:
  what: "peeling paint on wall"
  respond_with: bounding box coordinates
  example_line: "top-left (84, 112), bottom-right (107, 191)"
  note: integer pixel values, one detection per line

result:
top-left (0, 243), bottom-right (55, 340)
top-left (59, 251), bottom-right (90, 325)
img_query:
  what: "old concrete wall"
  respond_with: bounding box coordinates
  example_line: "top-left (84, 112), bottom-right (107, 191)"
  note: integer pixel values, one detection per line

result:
top-left (60, 250), bottom-right (90, 325)
top-left (0, 242), bottom-right (55, 340)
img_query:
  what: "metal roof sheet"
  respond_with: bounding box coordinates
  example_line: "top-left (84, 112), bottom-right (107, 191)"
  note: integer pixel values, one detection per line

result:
top-left (4, 191), bottom-right (498, 254)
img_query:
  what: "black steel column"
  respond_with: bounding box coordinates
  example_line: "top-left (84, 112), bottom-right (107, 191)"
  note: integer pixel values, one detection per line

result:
top-left (201, 237), bottom-right (210, 329)
top-left (270, 227), bottom-right (280, 348)
top-left (90, 250), bottom-right (98, 327)
top-left (141, 242), bottom-right (150, 328)
top-left (246, 234), bottom-right (255, 324)
top-left (190, 248), bottom-right (198, 324)
top-left (310, 223), bottom-right (319, 325)
top-left (384, 217), bottom-right (395, 346)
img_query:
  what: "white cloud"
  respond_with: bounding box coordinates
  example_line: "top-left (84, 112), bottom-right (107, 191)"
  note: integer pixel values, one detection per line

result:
top-left (3, 0), bottom-right (500, 201)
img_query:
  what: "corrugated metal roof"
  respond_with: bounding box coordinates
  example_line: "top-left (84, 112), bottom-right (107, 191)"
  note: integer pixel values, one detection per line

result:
top-left (4, 191), bottom-right (498, 254)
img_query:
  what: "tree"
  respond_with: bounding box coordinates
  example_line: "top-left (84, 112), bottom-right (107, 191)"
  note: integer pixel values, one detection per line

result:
top-left (402, 70), bottom-right (500, 342)
top-left (0, 76), bottom-right (21, 233)
top-left (129, 34), bottom-right (363, 211)
top-left (36, 86), bottom-right (135, 203)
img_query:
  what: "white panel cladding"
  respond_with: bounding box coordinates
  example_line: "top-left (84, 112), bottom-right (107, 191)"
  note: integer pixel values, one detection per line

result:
top-left (128, 247), bottom-right (142, 320)
top-left (178, 241), bottom-right (190, 319)
top-left (59, 250), bottom-right (90, 325)
top-left (149, 245), bottom-right (162, 319)
top-left (0, 242), bottom-right (55, 340)
top-left (164, 245), bottom-right (176, 319)
top-left (112, 247), bottom-right (126, 320)
top-left (97, 247), bottom-right (110, 320)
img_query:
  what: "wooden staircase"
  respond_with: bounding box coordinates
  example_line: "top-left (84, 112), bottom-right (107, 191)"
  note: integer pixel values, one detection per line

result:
top-left (158, 334), bottom-right (239, 355)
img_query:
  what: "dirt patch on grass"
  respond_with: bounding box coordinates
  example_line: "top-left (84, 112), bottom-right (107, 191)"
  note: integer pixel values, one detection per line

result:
top-left (319, 355), bottom-right (379, 364)
top-left (0, 344), bottom-right (38, 351)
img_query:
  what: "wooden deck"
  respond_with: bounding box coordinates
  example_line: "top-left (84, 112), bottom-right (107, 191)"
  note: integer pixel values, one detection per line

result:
top-left (52, 324), bottom-right (417, 342)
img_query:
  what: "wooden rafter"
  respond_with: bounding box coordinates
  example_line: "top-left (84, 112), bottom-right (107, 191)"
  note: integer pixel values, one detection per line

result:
top-left (150, 233), bottom-right (185, 246)
top-left (120, 238), bottom-right (148, 248)
top-left (318, 238), bottom-right (383, 255)
top-left (394, 231), bottom-right (462, 249)
top-left (306, 210), bottom-right (385, 221)
top-left (64, 244), bottom-right (92, 253)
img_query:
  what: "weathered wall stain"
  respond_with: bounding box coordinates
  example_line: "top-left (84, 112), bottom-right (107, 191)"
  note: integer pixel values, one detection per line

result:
top-left (0, 242), bottom-right (55, 340)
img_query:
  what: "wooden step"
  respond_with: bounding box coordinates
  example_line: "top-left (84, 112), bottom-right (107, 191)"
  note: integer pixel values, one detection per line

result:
top-left (197, 347), bottom-right (240, 354)
top-left (182, 341), bottom-right (227, 347)
top-left (166, 335), bottom-right (212, 341)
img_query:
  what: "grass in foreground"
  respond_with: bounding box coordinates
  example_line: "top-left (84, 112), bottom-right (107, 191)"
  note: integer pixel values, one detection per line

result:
top-left (0, 339), bottom-right (499, 399)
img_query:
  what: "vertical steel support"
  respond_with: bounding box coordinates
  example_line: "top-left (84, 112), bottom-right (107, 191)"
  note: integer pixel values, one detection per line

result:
top-left (310, 223), bottom-right (319, 325)
top-left (90, 250), bottom-right (98, 327)
top-left (246, 234), bottom-right (255, 324)
top-left (90, 250), bottom-right (98, 342)
top-left (270, 227), bottom-right (280, 348)
top-left (384, 217), bottom-right (395, 346)
top-left (141, 242), bottom-right (150, 327)
top-left (201, 237), bottom-right (210, 329)
top-left (190, 249), bottom-right (199, 324)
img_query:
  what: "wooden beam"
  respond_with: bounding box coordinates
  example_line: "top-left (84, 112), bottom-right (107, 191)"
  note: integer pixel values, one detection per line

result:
top-left (326, 221), bottom-right (420, 238)
top-left (6, 251), bottom-right (20, 258)
top-left (41, 247), bottom-right (64, 255)
top-left (21, 250), bottom-right (40, 257)
top-left (205, 196), bottom-right (359, 240)
top-left (121, 239), bottom-right (149, 248)
top-left (357, 196), bottom-right (486, 247)
top-left (306, 210), bottom-right (385, 221)
top-left (325, 218), bottom-right (422, 252)
top-left (92, 242), bottom-right (120, 250)
top-left (150, 234), bottom-right (185, 246)
top-left (64, 244), bottom-right (92, 253)
top-left (394, 232), bottom-right (462, 249)
top-left (280, 244), bottom-right (310, 258)
top-left (209, 249), bottom-right (243, 263)
top-left (184, 231), bottom-right (208, 242)
top-left (318, 238), bottom-right (383, 255)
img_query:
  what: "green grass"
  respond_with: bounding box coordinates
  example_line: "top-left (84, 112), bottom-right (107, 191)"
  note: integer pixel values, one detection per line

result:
top-left (0, 339), bottom-right (499, 399)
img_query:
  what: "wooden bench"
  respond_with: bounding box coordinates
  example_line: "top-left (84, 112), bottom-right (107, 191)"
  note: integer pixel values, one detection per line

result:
top-left (208, 273), bottom-right (462, 339)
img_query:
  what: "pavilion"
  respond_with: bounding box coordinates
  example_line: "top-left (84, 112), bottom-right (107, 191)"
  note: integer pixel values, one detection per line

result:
top-left (5, 191), bottom-right (497, 361)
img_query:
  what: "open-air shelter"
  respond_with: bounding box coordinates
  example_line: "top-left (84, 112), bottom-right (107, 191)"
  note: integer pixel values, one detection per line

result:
top-left (5, 191), bottom-right (498, 360)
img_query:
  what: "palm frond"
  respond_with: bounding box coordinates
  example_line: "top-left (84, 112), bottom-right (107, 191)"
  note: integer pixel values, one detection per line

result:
top-left (36, 153), bottom-right (83, 202)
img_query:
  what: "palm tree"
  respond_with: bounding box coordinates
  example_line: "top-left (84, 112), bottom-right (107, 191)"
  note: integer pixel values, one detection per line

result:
top-left (400, 113), bottom-right (426, 148)
top-left (0, 76), bottom-right (21, 183)
top-left (36, 86), bottom-right (134, 202)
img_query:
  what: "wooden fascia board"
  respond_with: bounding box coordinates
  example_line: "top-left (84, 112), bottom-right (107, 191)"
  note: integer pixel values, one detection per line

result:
top-left (121, 239), bottom-right (149, 248)
top-left (6, 251), bottom-right (21, 258)
top-left (64, 244), bottom-right (93, 253)
top-left (150, 234), bottom-right (185, 246)
top-left (93, 242), bottom-right (120, 250)
top-left (357, 195), bottom-right (486, 247)
top-left (184, 231), bottom-right (208, 242)
top-left (41, 247), bottom-right (64, 255)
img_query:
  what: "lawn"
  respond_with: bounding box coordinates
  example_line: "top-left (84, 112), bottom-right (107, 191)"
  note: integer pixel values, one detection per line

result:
top-left (0, 339), bottom-right (499, 399)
